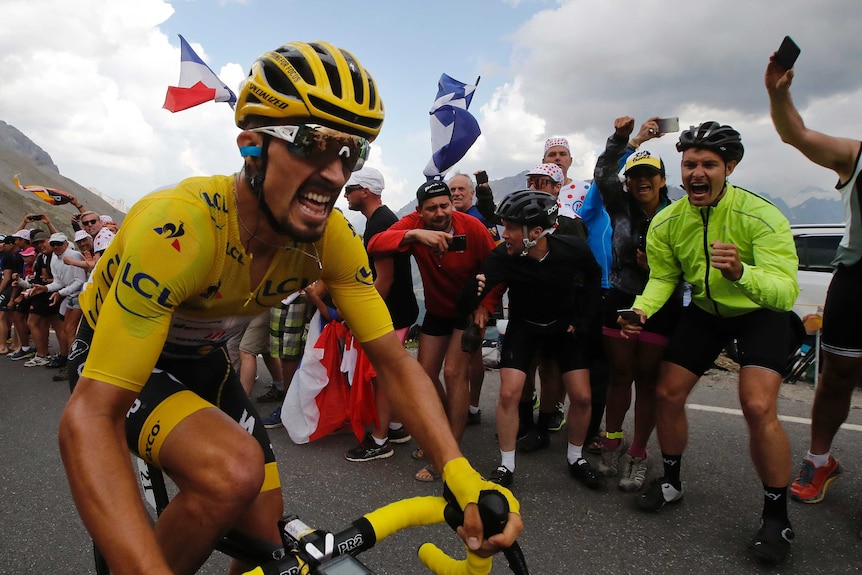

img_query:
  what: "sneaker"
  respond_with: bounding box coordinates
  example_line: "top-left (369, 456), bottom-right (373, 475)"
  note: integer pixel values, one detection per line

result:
top-left (345, 433), bottom-right (394, 462)
top-left (387, 426), bottom-right (412, 444)
top-left (255, 385), bottom-right (285, 403)
top-left (598, 438), bottom-right (629, 477)
top-left (517, 429), bottom-right (550, 452)
top-left (516, 423), bottom-right (533, 441)
top-left (467, 409), bottom-right (482, 426)
top-left (9, 348), bottom-right (35, 361)
top-left (568, 458), bottom-right (602, 490)
top-left (636, 478), bottom-right (684, 511)
top-left (619, 453), bottom-right (650, 492)
top-left (548, 402), bottom-right (566, 432)
top-left (45, 355), bottom-right (67, 369)
top-left (749, 518), bottom-right (794, 565)
top-left (489, 465), bottom-right (514, 488)
top-left (790, 455), bottom-right (842, 503)
top-left (262, 407), bottom-right (283, 429)
top-left (52, 367), bottom-right (68, 382)
top-left (24, 355), bottom-right (50, 367)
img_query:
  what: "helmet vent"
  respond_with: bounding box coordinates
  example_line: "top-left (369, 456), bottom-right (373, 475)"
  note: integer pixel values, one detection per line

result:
top-left (341, 52), bottom-right (365, 104)
top-left (310, 43), bottom-right (343, 98)
top-left (367, 76), bottom-right (378, 110)
top-left (261, 60), bottom-right (303, 101)
top-left (276, 45), bottom-right (315, 86)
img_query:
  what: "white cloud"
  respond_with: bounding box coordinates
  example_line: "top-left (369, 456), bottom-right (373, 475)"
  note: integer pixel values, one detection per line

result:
top-left (0, 0), bottom-right (243, 206)
top-left (476, 0), bottom-right (862, 201)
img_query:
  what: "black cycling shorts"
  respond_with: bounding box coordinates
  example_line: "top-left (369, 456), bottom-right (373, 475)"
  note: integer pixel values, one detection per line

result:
top-left (68, 319), bottom-right (281, 492)
top-left (821, 259), bottom-right (862, 357)
top-left (28, 291), bottom-right (59, 316)
top-left (500, 319), bottom-right (590, 374)
top-left (421, 311), bottom-right (469, 337)
top-left (663, 303), bottom-right (801, 377)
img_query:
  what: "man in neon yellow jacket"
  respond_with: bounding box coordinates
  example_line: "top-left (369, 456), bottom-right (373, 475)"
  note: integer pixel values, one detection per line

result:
top-left (620, 121), bottom-right (800, 566)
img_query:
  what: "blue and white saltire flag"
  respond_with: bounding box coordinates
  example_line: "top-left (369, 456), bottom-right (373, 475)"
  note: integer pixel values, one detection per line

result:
top-left (163, 35), bottom-right (237, 113)
top-left (423, 74), bottom-right (481, 179)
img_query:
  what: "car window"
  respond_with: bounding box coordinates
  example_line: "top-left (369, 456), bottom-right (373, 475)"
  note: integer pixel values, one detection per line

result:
top-left (795, 235), bottom-right (841, 272)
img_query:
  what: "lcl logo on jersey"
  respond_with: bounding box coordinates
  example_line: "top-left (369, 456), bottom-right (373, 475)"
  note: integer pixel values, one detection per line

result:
top-left (354, 265), bottom-right (374, 286)
top-left (153, 222), bottom-right (185, 252)
top-left (201, 191), bottom-right (229, 213)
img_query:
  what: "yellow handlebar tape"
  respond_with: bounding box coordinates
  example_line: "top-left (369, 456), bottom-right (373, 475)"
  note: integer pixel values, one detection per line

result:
top-left (442, 457), bottom-right (520, 515)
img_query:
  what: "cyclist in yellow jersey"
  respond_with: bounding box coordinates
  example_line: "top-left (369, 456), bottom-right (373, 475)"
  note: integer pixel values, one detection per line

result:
top-left (58, 41), bottom-right (521, 575)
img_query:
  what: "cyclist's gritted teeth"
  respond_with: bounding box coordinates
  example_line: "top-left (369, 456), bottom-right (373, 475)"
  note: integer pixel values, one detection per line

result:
top-left (296, 187), bottom-right (338, 221)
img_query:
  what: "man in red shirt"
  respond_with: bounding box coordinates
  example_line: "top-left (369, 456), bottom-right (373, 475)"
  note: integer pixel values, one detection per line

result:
top-left (368, 180), bottom-right (496, 480)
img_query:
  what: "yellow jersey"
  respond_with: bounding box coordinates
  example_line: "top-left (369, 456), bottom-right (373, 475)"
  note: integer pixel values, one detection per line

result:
top-left (79, 174), bottom-right (392, 392)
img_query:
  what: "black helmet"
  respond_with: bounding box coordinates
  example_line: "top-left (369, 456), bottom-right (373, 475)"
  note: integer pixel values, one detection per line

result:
top-left (495, 190), bottom-right (559, 229)
top-left (676, 121), bottom-right (744, 163)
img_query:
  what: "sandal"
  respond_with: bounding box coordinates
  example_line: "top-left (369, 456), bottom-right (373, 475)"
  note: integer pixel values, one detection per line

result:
top-left (415, 464), bottom-right (440, 482)
top-left (411, 447), bottom-right (425, 460)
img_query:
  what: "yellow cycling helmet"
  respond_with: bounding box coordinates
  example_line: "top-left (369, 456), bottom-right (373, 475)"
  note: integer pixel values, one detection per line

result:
top-left (235, 41), bottom-right (384, 141)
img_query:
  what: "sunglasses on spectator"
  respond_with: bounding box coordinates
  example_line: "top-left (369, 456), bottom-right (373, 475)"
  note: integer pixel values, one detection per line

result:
top-left (50, 241), bottom-right (64, 247)
top-left (250, 124), bottom-right (369, 172)
top-left (344, 185), bottom-right (364, 194)
top-left (81, 219), bottom-right (99, 226)
top-left (527, 176), bottom-right (555, 189)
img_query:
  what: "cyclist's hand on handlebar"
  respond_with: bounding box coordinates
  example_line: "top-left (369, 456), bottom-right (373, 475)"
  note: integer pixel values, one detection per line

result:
top-left (457, 505), bottom-right (523, 558)
top-left (442, 458), bottom-right (523, 555)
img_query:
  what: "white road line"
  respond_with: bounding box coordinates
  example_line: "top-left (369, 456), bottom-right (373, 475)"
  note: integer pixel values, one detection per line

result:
top-left (687, 403), bottom-right (862, 432)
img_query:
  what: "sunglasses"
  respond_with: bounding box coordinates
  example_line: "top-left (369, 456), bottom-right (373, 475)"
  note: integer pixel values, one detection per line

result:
top-left (527, 176), bottom-right (555, 188)
top-left (250, 124), bottom-right (369, 172)
top-left (81, 219), bottom-right (99, 226)
top-left (344, 185), bottom-right (364, 194)
top-left (50, 241), bottom-right (64, 247)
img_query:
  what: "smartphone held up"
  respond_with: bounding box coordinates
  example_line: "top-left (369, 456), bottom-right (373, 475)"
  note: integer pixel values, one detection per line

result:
top-left (655, 117), bottom-right (679, 134)
top-left (775, 35), bottom-right (801, 70)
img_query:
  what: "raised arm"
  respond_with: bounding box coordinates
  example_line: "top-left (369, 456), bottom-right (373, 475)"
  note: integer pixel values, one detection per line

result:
top-left (766, 53), bottom-right (860, 183)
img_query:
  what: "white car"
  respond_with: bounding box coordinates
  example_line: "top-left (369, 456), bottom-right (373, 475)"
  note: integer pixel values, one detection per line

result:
top-left (792, 224), bottom-right (844, 320)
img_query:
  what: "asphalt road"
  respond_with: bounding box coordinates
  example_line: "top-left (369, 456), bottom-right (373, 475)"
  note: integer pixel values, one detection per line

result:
top-left (3, 349), bottom-right (862, 574)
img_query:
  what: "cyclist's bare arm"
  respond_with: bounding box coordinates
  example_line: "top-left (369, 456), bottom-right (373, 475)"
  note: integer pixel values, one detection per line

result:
top-left (360, 331), bottom-right (523, 554)
top-left (59, 378), bottom-right (174, 575)
top-left (766, 54), bottom-right (859, 182)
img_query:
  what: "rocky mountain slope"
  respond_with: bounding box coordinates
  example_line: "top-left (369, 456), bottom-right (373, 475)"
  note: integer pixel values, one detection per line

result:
top-left (0, 121), bottom-right (124, 237)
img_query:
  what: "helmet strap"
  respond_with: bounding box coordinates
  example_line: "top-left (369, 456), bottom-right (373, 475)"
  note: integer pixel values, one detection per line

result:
top-left (242, 136), bottom-right (293, 236)
top-left (520, 226), bottom-right (552, 257)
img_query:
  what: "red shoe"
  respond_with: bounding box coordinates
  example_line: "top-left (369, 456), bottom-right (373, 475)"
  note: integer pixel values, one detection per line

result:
top-left (790, 455), bottom-right (842, 504)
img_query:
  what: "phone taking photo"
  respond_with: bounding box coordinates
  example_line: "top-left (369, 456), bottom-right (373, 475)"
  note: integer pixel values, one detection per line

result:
top-left (775, 36), bottom-right (801, 70)
top-left (448, 234), bottom-right (467, 252)
top-left (617, 308), bottom-right (642, 325)
top-left (655, 117), bottom-right (680, 134)
top-left (475, 170), bottom-right (489, 186)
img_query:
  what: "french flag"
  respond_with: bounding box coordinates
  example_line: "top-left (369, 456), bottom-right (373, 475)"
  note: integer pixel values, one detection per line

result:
top-left (163, 35), bottom-right (236, 113)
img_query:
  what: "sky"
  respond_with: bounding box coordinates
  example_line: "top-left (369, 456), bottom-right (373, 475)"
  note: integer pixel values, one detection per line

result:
top-left (3, 0), bottom-right (862, 228)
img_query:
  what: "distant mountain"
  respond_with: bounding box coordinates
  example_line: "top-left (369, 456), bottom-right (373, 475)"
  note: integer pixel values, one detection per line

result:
top-left (0, 121), bottom-right (58, 173)
top-left (0, 121), bottom-right (125, 235)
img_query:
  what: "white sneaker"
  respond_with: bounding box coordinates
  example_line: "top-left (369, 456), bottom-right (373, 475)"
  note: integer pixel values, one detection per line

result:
top-left (619, 453), bottom-right (650, 492)
top-left (24, 355), bottom-right (50, 367)
top-left (598, 438), bottom-right (629, 477)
